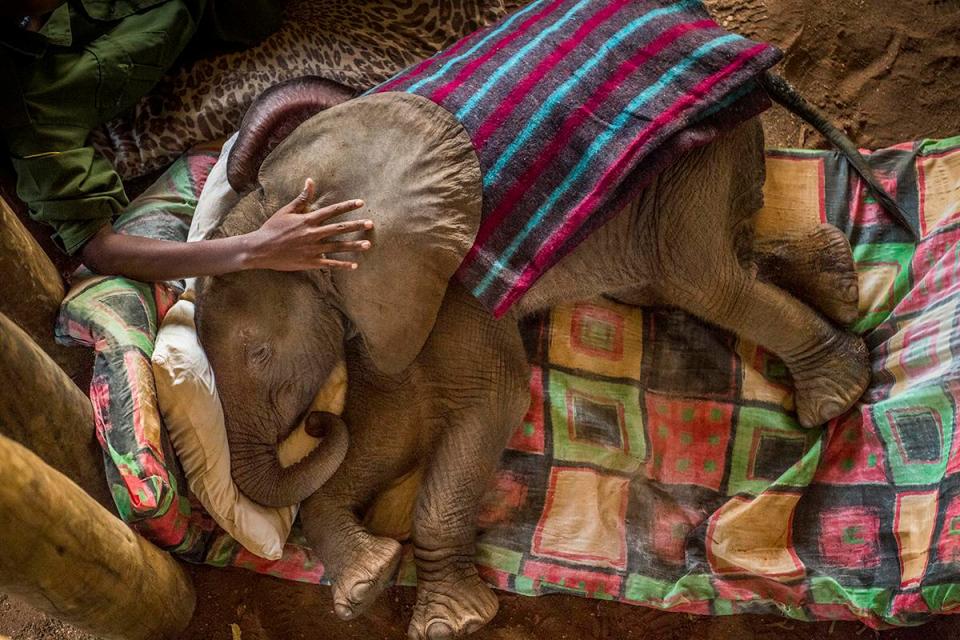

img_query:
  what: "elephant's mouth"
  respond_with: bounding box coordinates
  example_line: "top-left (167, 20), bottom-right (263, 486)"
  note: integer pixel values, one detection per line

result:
top-left (277, 361), bottom-right (347, 468)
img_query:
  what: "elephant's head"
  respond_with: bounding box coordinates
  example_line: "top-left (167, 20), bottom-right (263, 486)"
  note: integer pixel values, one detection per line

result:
top-left (195, 78), bottom-right (481, 507)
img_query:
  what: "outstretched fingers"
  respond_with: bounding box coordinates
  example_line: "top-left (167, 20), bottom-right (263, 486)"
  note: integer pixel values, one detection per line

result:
top-left (253, 178), bottom-right (376, 271)
top-left (307, 199), bottom-right (370, 224)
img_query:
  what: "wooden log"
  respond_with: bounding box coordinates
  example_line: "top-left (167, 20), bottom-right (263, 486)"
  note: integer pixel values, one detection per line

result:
top-left (0, 434), bottom-right (196, 640)
top-left (0, 196), bottom-right (88, 381)
top-left (0, 311), bottom-right (113, 511)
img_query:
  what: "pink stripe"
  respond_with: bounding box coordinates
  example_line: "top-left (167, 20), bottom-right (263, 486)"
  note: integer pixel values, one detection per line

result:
top-left (429, 0), bottom-right (569, 104)
top-left (492, 43), bottom-right (772, 316)
top-left (471, 0), bottom-right (634, 150)
top-left (376, 35), bottom-right (474, 94)
top-left (460, 19), bottom-right (713, 271)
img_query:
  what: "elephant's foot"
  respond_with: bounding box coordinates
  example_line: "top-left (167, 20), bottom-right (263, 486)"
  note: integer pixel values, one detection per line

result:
top-left (756, 224), bottom-right (860, 326)
top-left (790, 330), bottom-right (870, 428)
top-left (408, 549), bottom-right (498, 640)
top-left (792, 225), bottom-right (860, 326)
top-left (331, 533), bottom-right (402, 620)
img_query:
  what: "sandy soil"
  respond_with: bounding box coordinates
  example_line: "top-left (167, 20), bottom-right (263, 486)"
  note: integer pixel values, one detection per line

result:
top-left (2, 0), bottom-right (959, 638)
top-left (712, 0), bottom-right (960, 148)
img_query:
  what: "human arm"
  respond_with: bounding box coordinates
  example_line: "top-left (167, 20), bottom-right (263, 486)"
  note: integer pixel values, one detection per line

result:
top-left (81, 179), bottom-right (373, 281)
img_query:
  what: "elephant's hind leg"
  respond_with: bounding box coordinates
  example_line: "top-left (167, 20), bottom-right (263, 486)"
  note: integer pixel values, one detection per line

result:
top-left (754, 224), bottom-right (860, 326)
top-left (658, 234), bottom-right (868, 427)
top-left (649, 126), bottom-right (868, 427)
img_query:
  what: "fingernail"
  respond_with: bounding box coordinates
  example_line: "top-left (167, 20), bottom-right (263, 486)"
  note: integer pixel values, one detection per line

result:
top-left (354, 199), bottom-right (364, 207)
top-left (363, 220), bottom-right (373, 229)
top-left (351, 263), bottom-right (358, 270)
top-left (361, 241), bottom-right (371, 249)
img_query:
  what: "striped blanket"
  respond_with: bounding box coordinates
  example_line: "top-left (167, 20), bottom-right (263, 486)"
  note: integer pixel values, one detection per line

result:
top-left (372, 0), bottom-right (782, 316)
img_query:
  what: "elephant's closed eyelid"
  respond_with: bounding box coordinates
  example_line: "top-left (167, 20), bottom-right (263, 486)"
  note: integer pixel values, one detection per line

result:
top-left (247, 343), bottom-right (273, 364)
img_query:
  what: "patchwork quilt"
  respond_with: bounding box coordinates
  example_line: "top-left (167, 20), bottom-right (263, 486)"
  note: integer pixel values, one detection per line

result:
top-left (56, 135), bottom-right (960, 627)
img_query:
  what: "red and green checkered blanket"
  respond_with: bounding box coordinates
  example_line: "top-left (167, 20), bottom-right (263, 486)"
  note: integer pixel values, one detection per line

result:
top-left (56, 135), bottom-right (960, 627)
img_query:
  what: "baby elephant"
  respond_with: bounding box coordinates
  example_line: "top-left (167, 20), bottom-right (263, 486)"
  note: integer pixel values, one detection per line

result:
top-left (196, 90), bottom-right (872, 638)
top-left (194, 3), bottom-right (905, 636)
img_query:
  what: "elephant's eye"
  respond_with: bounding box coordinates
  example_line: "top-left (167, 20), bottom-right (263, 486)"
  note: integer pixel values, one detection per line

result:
top-left (248, 343), bottom-right (273, 365)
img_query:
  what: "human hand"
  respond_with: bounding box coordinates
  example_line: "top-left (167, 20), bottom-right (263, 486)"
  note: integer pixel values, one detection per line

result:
top-left (244, 178), bottom-right (373, 271)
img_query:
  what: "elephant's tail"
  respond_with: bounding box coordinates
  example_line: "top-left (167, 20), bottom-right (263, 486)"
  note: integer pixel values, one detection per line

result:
top-left (758, 71), bottom-right (915, 239)
top-left (231, 411), bottom-right (349, 508)
top-left (227, 76), bottom-right (357, 194)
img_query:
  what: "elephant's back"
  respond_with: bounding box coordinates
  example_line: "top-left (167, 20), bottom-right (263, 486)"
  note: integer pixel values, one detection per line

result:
top-left (368, 0), bottom-right (781, 317)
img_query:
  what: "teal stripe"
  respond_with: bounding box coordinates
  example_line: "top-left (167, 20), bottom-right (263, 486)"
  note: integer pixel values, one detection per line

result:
top-left (474, 33), bottom-right (742, 297)
top-left (404, 0), bottom-right (546, 95)
top-left (482, 0), bottom-right (697, 190)
top-left (454, 0), bottom-right (593, 120)
top-left (697, 78), bottom-right (754, 120)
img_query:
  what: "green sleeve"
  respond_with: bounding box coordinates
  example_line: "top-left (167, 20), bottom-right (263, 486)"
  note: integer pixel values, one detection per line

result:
top-left (0, 0), bottom-right (204, 255)
top-left (6, 126), bottom-right (128, 255)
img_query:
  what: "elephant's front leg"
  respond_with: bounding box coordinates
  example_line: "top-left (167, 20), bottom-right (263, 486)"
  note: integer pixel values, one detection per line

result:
top-left (301, 480), bottom-right (401, 620)
top-left (300, 367), bottom-right (422, 621)
top-left (301, 483), bottom-right (405, 621)
top-left (407, 403), bottom-right (524, 640)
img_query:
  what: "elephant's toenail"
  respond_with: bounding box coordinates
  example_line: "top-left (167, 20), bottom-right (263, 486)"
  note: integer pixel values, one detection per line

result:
top-left (464, 620), bottom-right (484, 634)
top-left (820, 401), bottom-right (844, 422)
top-left (334, 602), bottom-right (354, 620)
top-left (426, 621), bottom-right (454, 640)
top-left (350, 580), bottom-right (372, 601)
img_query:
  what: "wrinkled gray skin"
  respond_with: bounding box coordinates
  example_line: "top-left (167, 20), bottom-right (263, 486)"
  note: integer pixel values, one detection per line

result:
top-left (195, 81), bottom-right (870, 639)
top-left (306, 281), bottom-right (530, 640)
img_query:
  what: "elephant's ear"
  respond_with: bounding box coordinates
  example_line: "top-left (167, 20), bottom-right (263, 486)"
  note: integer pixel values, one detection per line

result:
top-left (259, 92), bottom-right (482, 375)
top-left (227, 76), bottom-right (356, 194)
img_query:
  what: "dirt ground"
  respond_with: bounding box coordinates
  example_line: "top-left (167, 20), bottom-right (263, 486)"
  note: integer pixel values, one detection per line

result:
top-left (2, 0), bottom-right (960, 639)
top-left (4, 565), bottom-right (960, 640)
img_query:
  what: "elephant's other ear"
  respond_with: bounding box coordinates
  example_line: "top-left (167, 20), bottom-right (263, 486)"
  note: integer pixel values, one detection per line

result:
top-left (228, 76), bottom-right (356, 194)
top-left (260, 93), bottom-right (482, 375)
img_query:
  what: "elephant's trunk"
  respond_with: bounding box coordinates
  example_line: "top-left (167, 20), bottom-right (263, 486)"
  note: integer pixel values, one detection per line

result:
top-left (230, 412), bottom-right (349, 508)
